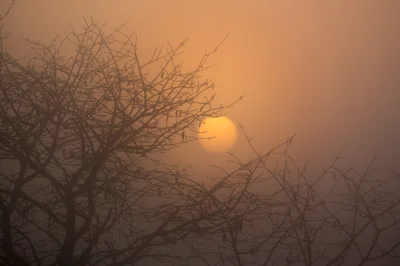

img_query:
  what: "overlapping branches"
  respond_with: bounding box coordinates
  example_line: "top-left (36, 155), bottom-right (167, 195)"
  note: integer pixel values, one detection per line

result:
top-left (0, 19), bottom-right (245, 266)
top-left (197, 126), bottom-right (400, 266)
top-left (1, 17), bottom-right (400, 266)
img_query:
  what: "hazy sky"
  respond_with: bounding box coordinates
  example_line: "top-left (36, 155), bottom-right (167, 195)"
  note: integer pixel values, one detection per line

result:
top-left (3, 0), bottom-right (400, 174)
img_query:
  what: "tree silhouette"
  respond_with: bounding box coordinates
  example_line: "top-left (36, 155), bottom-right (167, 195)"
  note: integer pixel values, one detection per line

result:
top-left (202, 130), bottom-right (400, 265)
top-left (0, 18), bottom-right (246, 265)
top-left (1, 14), bottom-right (400, 266)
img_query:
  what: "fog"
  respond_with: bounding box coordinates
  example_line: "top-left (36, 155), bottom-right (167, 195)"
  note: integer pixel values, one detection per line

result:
top-left (3, 1), bottom-right (400, 175)
top-left (2, 1), bottom-right (400, 265)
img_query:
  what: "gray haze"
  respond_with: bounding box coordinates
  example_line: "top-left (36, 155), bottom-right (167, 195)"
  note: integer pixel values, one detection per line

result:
top-left (2, 0), bottom-right (400, 181)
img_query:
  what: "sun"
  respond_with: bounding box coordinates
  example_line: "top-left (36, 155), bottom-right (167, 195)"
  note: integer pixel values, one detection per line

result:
top-left (198, 116), bottom-right (238, 153)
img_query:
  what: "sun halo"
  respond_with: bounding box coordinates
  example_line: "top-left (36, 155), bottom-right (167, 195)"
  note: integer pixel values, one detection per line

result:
top-left (198, 116), bottom-right (238, 153)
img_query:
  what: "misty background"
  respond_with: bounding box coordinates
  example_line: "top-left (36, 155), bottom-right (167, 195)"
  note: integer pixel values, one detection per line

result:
top-left (2, 0), bottom-right (400, 177)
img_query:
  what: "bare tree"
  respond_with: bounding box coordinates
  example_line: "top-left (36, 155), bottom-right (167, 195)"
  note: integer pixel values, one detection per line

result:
top-left (1, 14), bottom-right (400, 266)
top-left (0, 18), bottom-right (249, 265)
top-left (193, 128), bottom-right (400, 266)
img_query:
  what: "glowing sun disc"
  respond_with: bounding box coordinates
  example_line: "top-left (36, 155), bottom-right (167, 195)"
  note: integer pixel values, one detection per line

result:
top-left (198, 116), bottom-right (238, 153)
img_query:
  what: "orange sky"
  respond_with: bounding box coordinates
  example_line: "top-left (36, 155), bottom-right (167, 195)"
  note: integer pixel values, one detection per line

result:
top-left (3, 0), bottom-right (400, 174)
